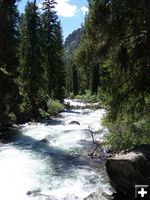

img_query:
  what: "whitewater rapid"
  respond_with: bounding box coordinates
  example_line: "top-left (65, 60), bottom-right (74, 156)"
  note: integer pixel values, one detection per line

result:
top-left (0, 100), bottom-right (111, 200)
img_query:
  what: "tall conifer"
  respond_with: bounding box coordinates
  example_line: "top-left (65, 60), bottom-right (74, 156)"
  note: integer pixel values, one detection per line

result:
top-left (19, 0), bottom-right (42, 118)
top-left (0, 0), bottom-right (19, 73)
top-left (0, 0), bottom-right (20, 125)
top-left (41, 0), bottom-right (65, 100)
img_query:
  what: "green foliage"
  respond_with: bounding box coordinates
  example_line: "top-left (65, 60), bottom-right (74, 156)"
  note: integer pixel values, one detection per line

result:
top-left (0, 0), bottom-right (19, 74)
top-left (47, 98), bottom-right (64, 115)
top-left (69, 92), bottom-right (75, 99)
top-left (39, 109), bottom-right (51, 119)
top-left (41, 1), bottom-right (65, 101)
top-left (75, 90), bottom-right (98, 102)
top-left (91, 63), bottom-right (99, 94)
top-left (72, 63), bottom-right (79, 95)
top-left (0, 1), bottom-right (21, 125)
top-left (8, 112), bottom-right (17, 124)
top-left (104, 113), bottom-right (150, 151)
top-left (72, 0), bottom-right (150, 150)
top-left (38, 97), bottom-right (64, 118)
top-left (20, 94), bottom-right (32, 114)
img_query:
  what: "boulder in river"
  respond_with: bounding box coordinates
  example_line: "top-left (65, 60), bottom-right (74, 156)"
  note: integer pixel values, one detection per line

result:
top-left (106, 144), bottom-right (150, 199)
top-left (69, 121), bottom-right (80, 125)
top-left (38, 138), bottom-right (50, 144)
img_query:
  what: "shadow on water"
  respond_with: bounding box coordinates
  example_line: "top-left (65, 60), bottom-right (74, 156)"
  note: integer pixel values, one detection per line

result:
top-left (11, 131), bottom-right (91, 175)
top-left (39, 119), bottom-right (64, 126)
top-left (62, 110), bottom-right (83, 115)
top-left (0, 127), bottom-right (21, 143)
top-left (38, 109), bottom-right (83, 125)
top-left (0, 121), bottom-right (111, 199)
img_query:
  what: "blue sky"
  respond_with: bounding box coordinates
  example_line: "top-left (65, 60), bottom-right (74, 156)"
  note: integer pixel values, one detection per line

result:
top-left (18, 0), bottom-right (88, 40)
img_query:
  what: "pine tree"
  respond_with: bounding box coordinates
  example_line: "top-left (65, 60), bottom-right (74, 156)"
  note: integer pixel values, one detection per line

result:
top-left (0, 0), bottom-right (20, 125)
top-left (41, 0), bottom-right (65, 100)
top-left (19, 0), bottom-right (43, 118)
top-left (72, 63), bottom-right (79, 96)
top-left (53, 21), bottom-right (66, 100)
top-left (41, 0), bottom-right (57, 97)
top-left (91, 63), bottom-right (99, 95)
top-left (0, 0), bottom-right (19, 74)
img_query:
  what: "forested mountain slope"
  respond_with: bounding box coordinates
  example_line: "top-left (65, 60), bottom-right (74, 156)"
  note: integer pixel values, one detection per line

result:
top-left (64, 28), bottom-right (83, 58)
top-left (64, 28), bottom-right (83, 94)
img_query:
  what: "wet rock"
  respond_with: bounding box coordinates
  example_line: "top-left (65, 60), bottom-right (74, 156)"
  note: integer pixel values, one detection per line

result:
top-left (26, 189), bottom-right (41, 196)
top-left (91, 102), bottom-right (102, 109)
top-left (69, 121), bottom-right (80, 125)
top-left (28, 122), bottom-right (38, 125)
top-left (106, 144), bottom-right (150, 199)
top-left (26, 189), bottom-right (57, 199)
top-left (26, 191), bottom-right (32, 196)
top-left (82, 109), bottom-right (91, 115)
top-left (38, 138), bottom-right (50, 144)
top-left (84, 191), bottom-right (113, 200)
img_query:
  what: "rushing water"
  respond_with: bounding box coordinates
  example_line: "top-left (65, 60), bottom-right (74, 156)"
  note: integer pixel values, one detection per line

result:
top-left (0, 100), bottom-right (112, 200)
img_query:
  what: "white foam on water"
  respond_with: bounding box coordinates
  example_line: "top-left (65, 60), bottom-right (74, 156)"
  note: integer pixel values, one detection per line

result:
top-left (0, 147), bottom-right (46, 200)
top-left (64, 99), bottom-right (89, 108)
top-left (0, 100), bottom-right (111, 200)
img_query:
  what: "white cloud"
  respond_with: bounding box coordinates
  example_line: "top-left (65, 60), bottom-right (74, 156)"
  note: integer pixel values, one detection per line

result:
top-left (81, 6), bottom-right (89, 15)
top-left (55, 0), bottom-right (78, 17)
top-left (38, 0), bottom-right (78, 18)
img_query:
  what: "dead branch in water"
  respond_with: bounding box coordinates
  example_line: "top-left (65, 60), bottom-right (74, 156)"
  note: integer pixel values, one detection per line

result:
top-left (88, 124), bottom-right (103, 157)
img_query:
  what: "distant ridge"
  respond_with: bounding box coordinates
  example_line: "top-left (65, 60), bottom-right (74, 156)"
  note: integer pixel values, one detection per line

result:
top-left (64, 28), bottom-right (83, 57)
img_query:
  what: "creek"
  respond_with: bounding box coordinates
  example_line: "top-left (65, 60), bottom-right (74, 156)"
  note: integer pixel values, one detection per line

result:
top-left (0, 100), bottom-right (112, 200)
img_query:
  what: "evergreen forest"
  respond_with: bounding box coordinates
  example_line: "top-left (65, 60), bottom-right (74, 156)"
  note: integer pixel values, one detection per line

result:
top-left (0, 0), bottom-right (65, 125)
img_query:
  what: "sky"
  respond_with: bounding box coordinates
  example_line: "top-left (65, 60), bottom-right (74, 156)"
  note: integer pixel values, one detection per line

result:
top-left (18, 0), bottom-right (88, 40)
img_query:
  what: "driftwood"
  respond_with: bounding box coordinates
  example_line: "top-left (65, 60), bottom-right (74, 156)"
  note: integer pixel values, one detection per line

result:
top-left (88, 124), bottom-right (103, 157)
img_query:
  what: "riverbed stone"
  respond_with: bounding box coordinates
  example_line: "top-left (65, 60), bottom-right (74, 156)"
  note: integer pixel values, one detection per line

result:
top-left (84, 191), bottom-right (113, 200)
top-left (106, 144), bottom-right (150, 199)
top-left (38, 138), bottom-right (50, 144)
top-left (69, 121), bottom-right (80, 125)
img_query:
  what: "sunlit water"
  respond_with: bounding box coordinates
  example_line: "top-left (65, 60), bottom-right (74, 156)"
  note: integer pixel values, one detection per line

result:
top-left (0, 100), bottom-right (112, 200)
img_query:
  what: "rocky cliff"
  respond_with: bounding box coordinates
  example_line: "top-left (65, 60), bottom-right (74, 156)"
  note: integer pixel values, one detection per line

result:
top-left (64, 28), bottom-right (83, 58)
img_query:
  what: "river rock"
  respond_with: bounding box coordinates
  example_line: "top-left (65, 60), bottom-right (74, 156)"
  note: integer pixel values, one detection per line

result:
top-left (26, 190), bottom-right (57, 199)
top-left (38, 138), bottom-right (50, 144)
top-left (91, 102), bottom-right (102, 109)
top-left (69, 121), bottom-right (80, 125)
top-left (84, 191), bottom-right (113, 200)
top-left (106, 144), bottom-right (150, 199)
top-left (82, 109), bottom-right (91, 115)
